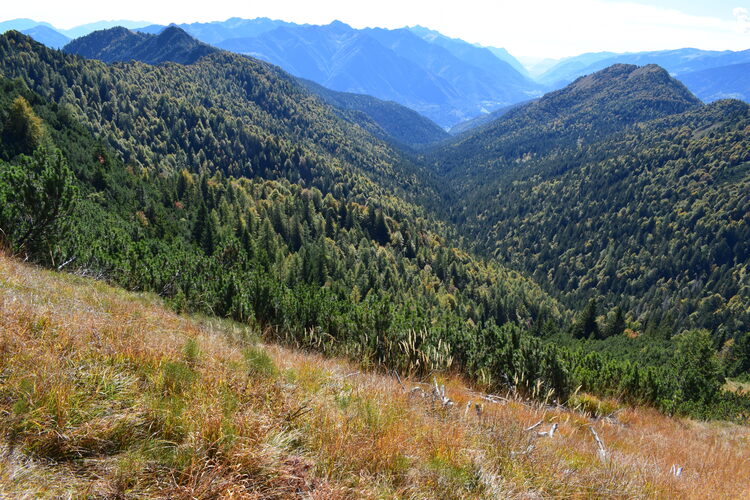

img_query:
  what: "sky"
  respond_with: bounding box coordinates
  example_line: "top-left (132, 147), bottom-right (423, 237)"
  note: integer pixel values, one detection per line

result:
top-left (3, 0), bottom-right (750, 58)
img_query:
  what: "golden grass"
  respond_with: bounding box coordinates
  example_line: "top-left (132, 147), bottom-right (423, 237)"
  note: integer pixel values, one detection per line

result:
top-left (1, 253), bottom-right (749, 498)
top-left (724, 379), bottom-right (750, 396)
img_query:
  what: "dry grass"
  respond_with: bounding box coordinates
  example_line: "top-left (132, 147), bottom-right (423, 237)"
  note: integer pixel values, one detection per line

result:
top-left (1, 253), bottom-right (749, 499)
top-left (724, 379), bottom-right (750, 396)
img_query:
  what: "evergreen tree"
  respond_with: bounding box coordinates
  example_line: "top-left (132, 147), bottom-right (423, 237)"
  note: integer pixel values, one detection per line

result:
top-left (0, 146), bottom-right (77, 255)
top-left (604, 307), bottom-right (626, 338)
top-left (573, 298), bottom-right (600, 340)
top-left (672, 329), bottom-right (723, 404)
top-left (729, 332), bottom-right (750, 378)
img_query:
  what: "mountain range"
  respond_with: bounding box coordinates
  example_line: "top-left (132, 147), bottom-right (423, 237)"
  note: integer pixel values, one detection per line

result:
top-left (5, 24), bottom-right (749, 341)
top-left (3, 17), bottom-right (749, 127)
top-left (211, 21), bottom-right (540, 127)
top-left (2, 18), bottom-right (541, 128)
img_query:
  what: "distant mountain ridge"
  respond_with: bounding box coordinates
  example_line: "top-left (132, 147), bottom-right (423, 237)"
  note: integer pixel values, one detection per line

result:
top-left (211, 20), bottom-right (540, 127)
top-left (0, 18), bottom-right (150, 39)
top-left (20, 25), bottom-right (70, 49)
top-left (64, 26), bottom-right (216, 65)
top-left (539, 48), bottom-right (750, 106)
top-left (136, 17), bottom-right (301, 43)
top-left (678, 62), bottom-right (750, 103)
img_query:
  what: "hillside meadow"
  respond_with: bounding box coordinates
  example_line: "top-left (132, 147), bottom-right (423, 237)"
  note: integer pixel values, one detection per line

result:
top-left (1, 253), bottom-right (749, 499)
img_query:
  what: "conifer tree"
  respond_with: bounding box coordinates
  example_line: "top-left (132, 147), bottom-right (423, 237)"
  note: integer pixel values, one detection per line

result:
top-left (604, 307), bottom-right (626, 338)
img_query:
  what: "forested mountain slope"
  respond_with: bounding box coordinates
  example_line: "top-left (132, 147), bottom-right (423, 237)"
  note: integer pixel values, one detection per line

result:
top-left (297, 79), bottom-right (449, 148)
top-left (0, 35), bottom-right (580, 402)
top-left (63, 25), bottom-right (216, 65)
top-left (429, 64), bottom-right (750, 339)
top-left (6, 30), bottom-right (748, 420)
top-left (2, 30), bottom-right (443, 214)
top-left (435, 64), bottom-right (701, 186)
top-left (64, 27), bottom-right (448, 149)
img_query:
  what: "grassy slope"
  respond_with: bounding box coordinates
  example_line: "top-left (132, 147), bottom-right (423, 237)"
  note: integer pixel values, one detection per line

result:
top-left (1, 254), bottom-right (749, 499)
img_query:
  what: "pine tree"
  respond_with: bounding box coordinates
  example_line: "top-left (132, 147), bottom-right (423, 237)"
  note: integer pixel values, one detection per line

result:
top-left (729, 332), bottom-right (750, 378)
top-left (0, 146), bottom-right (77, 255)
top-left (604, 307), bottom-right (626, 338)
top-left (672, 329), bottom-right (723, 404)
top-left (573, 298), bottom-right (600, 340)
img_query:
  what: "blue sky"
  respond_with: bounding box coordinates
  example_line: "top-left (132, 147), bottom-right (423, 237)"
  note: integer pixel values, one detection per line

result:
top-left (4, 1), bottom-right (750, 57)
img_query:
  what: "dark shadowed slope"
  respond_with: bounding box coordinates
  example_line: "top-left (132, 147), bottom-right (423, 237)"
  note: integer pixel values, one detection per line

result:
top-left (299, 79), bottom-right (449, 147)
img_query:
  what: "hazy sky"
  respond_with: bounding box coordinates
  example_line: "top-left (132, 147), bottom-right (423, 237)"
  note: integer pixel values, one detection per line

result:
top-left (4, 0), bottom-right (750, 57)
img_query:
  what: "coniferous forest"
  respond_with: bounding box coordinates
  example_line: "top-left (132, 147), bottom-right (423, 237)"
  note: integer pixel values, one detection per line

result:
top-left (1, 27), bottom-right (750, 429)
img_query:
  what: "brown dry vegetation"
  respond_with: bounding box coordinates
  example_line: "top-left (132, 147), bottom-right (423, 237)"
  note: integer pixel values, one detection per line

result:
top-left (1, 253), bottom-right (749, 499)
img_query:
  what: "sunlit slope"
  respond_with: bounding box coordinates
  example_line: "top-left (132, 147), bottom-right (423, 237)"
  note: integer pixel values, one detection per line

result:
top-left (1, 254), bottom-right (749, 499)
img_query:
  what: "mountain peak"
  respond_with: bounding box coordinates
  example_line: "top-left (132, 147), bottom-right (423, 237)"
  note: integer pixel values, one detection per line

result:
top-left (64, 24), bottom-right (217, 65)
top-left (558, 63), bottom-right (700, 108)
top-left (327, 20), bottom-right (353, 32)
top-left (157, 25), bottom-right (193, 41)
top-left (435, 63), bottom-right (702, 177)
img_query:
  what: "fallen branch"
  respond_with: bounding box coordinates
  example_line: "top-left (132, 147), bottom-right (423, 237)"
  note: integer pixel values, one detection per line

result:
top-left (432, 377), bottom-right (454, 407)
top-left (538, 423), bottom-right (558, 437)
top-left (589, 426), bottom-right (607, 462)
top-left (525, 420), bottom-right (543, 432)
top-left (56, 256), bottom-right (76, 271)
top-left (393, 370), bottom-right (406, 391)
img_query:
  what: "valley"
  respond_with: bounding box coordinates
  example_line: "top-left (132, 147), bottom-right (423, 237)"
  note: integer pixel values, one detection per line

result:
top-left (0, 11), bottom-right (749, 498)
